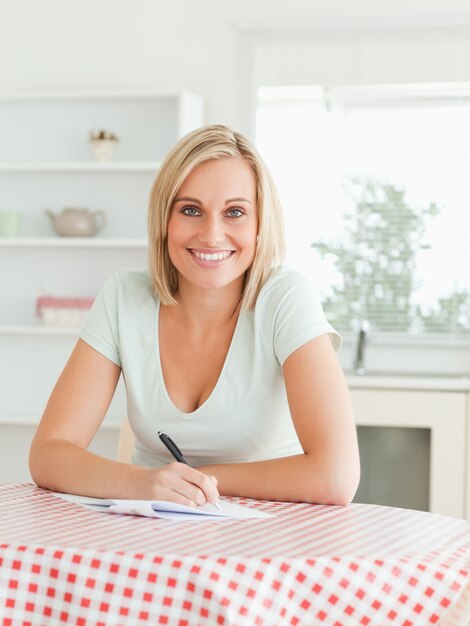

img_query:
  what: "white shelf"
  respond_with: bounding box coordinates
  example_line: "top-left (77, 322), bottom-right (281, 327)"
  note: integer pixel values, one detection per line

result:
top-left (0, 415), bottom-right (120, 428)
top-left (0, 162), bottom-right (161, 173)
top-left (0, 89), bottom-right (197, 100)
top-left (0, 237), bottom-right (147, 248)
top-left (0, 325), bottom-right (81, 336)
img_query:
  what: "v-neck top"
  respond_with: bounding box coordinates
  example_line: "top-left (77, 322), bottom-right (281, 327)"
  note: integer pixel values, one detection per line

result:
top-left (80, 267), bottom-right (341, 468)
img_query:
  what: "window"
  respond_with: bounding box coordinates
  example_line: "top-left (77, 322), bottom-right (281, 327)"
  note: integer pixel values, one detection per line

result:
top-left (256, 84), bottom-right (470, 335)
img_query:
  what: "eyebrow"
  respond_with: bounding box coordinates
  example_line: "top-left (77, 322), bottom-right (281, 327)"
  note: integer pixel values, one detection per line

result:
top-left (173, 196), bottom-right (252, 205)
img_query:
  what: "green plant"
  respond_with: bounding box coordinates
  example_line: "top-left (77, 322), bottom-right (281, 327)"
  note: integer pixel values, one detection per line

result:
top-left (311, 177), bottom-right (439, 332)
top-left (418, 290), bottom-right (470, 333)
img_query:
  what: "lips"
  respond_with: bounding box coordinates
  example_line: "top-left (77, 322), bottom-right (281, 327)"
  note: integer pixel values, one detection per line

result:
top-left (188, 249), bottom-right (235, 262)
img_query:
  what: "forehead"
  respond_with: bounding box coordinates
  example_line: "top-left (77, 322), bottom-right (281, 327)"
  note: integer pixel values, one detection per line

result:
top-left (177, 157), bottom-right (257, 199)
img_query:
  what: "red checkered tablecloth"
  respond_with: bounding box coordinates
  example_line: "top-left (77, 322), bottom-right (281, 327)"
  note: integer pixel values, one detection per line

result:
top-left (0, 483), bottom-right (469, 625)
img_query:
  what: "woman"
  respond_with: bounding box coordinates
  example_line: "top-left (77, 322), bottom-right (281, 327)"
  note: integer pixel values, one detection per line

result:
top-left (29, 124), bottom-right (360, 508)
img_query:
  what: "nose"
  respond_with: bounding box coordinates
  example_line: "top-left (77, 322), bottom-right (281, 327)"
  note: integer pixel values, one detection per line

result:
top-left (199, 214), bottom-right (225, 246)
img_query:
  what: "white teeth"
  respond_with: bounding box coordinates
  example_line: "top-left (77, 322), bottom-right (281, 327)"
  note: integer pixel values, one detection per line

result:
top-left (192, 250), bottom-right (232, 261)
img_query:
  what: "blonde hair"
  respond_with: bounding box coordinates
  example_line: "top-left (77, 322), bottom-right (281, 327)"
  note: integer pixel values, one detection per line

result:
top-left (147, 124), bottom-right (285, 310)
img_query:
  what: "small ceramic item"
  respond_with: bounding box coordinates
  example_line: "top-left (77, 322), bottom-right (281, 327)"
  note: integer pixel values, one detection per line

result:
top-left (36, 294), bottom-right (95, 327)
top-left (89, 129), bottom-right (119, 162)
top-left (46, 207), bottom-right (106, 237)
top-left (0, 210), bottom-right (21, 237)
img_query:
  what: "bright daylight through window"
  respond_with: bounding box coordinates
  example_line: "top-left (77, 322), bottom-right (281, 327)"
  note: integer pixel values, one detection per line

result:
top-left (255, 85), bottom-right (470, 336)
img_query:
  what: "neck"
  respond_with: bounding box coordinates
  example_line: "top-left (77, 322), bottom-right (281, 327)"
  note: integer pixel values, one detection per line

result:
top-left (172, 276), bottom-right (244, 331)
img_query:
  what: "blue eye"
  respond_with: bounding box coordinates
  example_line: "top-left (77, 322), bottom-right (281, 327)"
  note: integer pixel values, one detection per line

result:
top-left (181, 207), bottom-right (201, 216)
top-left (227, 208), bottom-right (244, 218)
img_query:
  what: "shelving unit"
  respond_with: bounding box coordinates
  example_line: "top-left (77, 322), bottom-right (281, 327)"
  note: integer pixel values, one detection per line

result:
top-left (0, 91), bottom-right (204, 480)
top-left (0, 162), bottom-right (161, 172)
top-left (0, 325), bottom-right (81, 335)
top-left (0, 237), bottom-right (147, 248)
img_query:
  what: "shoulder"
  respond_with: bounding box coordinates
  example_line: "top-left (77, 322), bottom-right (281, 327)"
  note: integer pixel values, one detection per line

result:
top-left (254, 266), bottom-right (342, 361)
top-left (109, 267), bottom-right (152, 289)
top-left (256, 266), bottom-right (319, 310)
top-left (92, 268), bottom-right (155, 317)
top-left (103, 268), bottom-right (154, 300)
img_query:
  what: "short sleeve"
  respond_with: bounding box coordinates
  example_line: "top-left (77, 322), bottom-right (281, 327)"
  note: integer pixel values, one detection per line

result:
top-left (80, 272), bottom-right (121, 366)
top-left (262, 268), bottom-right (342, 365)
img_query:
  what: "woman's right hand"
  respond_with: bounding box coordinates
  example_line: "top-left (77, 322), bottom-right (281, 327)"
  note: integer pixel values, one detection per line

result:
top-left (141, 462), bottom-right (220, 507)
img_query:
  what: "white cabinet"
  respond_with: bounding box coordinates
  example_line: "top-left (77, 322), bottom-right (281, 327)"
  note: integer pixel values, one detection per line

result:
top-left (349, 385), bottom-right (467, 519)
top-left (0, 91), bottom-right (203, 482)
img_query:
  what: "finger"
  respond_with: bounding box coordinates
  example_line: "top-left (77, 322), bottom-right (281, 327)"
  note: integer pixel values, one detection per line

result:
top-left (172, 480), bottom-right (208, 507)
top-left (167, 461), bottom-right (219, 506)
top-left (168, 463), bottom-right (220, 506)
top-left (162, 462), bottom-right (208, 506)
top-left (159, 489), bottom-right (200, 508)
top-left (184, 467), bottom-right (220, 505)
top-left (207, 475), bottom-right (220, 505)
top-left (150, 464), bottom-right (202, 507)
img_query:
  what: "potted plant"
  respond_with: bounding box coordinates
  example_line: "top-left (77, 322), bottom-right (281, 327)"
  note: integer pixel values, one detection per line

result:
top-left (89, 129), bottom-right (119, 161)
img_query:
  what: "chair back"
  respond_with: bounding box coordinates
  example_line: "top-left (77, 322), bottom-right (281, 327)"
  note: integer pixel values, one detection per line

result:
top-left (116, 416), bottom-right (135, 463)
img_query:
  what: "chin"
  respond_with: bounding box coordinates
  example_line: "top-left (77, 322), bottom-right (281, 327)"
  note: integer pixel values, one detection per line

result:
top-left (189, 270), bottom-right (246, 292)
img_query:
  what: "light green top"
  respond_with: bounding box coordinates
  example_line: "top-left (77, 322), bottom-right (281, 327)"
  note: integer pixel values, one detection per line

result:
top-left (80, 266), bottom-right (341, 468)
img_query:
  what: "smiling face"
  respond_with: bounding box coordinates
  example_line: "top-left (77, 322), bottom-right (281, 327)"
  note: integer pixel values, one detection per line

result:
top-left (167, 157), bottom-right (258, 295)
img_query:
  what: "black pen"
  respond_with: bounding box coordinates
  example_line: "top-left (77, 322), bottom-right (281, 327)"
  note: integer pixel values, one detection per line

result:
top-left (157, 431), bottom-right (221, 510)
top-left (158, 430), bottom-right (189, 464)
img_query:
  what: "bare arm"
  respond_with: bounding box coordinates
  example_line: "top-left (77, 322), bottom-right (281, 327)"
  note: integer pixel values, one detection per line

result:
top-left (29, 339), bottom-right (219, 507)
top-left (198, 335), bottom-right (360, 505)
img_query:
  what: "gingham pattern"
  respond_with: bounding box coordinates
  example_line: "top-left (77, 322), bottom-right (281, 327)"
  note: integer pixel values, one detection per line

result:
top-left (0, 484), bottom-right (469, 626)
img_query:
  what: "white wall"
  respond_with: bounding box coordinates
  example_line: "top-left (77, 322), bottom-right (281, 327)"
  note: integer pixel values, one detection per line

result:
top-left (3, 0), bottom-right (470, 482)
top-left (3, 0), bottom-right (470, 136)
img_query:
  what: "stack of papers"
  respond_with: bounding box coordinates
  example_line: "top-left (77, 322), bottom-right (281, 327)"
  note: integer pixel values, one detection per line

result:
top-left (51, 492), bottom-right (272, 521)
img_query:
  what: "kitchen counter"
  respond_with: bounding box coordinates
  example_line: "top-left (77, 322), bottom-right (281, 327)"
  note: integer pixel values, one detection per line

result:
top-left (346, 372), bottom-right (470, 391)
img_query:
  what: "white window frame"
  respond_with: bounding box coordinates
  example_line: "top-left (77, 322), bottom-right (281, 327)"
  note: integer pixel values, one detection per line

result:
top-left (254, 83), bottom-right (470, 374)
top-left (243, 14), bottom-right (470, 373)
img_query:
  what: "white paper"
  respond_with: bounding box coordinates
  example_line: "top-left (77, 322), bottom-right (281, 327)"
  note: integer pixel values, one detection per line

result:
top-left (51, 492), bottom-right (272, 521)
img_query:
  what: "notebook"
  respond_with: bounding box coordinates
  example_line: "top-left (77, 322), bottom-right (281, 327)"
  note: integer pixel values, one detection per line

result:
top-left (51, 491), bottom-right (272, 521)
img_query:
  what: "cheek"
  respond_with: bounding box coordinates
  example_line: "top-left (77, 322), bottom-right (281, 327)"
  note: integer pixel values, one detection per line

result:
top-left (234, 215), bottom-right (257, 242)
top-left (167, 218), bottom-right (190, 246)
top-left (240, 223), bottom-right (258, 249)
top-left (166, 220), bottom-right (187, 267)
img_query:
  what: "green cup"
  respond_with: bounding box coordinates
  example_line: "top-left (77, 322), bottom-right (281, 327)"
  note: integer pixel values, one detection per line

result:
top-left (0, 210), bottom-right (21, 237)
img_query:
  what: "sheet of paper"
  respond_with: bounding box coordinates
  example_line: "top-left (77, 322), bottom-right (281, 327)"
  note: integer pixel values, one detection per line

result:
top-left (51, 491), bottom-right (272, 521)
